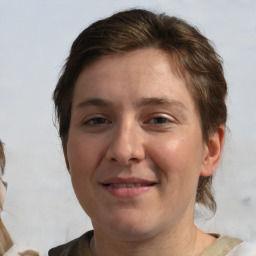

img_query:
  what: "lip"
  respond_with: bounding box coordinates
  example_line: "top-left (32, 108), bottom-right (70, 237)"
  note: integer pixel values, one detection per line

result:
top-left (100, 177), bottom-right (157, 198)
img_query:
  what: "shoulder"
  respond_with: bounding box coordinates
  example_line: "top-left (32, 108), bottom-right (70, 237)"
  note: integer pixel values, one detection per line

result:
top-left (201, 235), bottom-right (243, 256)
top-left (48, 230), bottom-right (93, 256)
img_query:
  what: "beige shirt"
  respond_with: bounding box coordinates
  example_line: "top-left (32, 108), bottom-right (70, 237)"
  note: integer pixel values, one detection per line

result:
top-left (201, 236), bottom-right (242, 256)
top-left (48, 231), bottom-right (242, 256)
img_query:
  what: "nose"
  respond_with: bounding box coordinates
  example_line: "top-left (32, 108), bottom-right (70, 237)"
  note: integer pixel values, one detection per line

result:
top-left (106, 121), bottom-right (145, 166)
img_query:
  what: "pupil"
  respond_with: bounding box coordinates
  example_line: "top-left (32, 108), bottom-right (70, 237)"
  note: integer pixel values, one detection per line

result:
top-left (156, 117), bottom-right (166, 123)
top-left (95, 118), bottom-right (105, 124)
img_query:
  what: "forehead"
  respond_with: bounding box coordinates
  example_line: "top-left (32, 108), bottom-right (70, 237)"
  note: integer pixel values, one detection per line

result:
top-left (81, 48), bottom-right (180, 80)
top-left (75, 49), bottom-right (189, 96)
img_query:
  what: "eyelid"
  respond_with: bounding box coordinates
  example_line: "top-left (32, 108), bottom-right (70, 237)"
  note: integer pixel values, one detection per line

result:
top-left (144, 113), bottom-right (176, 124)
top-left (82, 114), bottom-right (111, 125)
top-left (148, 117), bottom-right (171, 124)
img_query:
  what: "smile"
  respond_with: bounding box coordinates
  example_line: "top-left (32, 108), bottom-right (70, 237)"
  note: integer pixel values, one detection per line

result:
top-left (104, 183), bottom-right (155, 188)
top-left (100, 178), bottom-right (157, 198)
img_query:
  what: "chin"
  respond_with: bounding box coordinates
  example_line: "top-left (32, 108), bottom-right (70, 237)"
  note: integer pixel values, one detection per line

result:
top-left (98, 211), bottom-right (161, 241)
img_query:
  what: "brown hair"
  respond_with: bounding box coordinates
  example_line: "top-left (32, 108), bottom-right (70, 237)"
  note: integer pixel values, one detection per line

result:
top-left (53, 9), bottom-right (227, 212)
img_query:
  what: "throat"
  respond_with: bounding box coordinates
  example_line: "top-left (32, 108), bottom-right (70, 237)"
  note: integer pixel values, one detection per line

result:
top-left (89, 225), bottom-right (207, 256)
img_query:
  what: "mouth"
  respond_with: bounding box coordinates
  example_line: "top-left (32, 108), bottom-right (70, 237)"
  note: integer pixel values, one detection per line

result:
top-left (102, 183), bottom-right (156, 188)
top-left (100, 178), bottom-right (157, 198)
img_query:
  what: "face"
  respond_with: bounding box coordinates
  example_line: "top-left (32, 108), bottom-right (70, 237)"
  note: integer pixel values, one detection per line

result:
top-left (65, 48), bottom-right (216, 241)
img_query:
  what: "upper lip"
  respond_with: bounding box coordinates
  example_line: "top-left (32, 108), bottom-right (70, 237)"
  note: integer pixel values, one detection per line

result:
top-left (100, 177), bottom-right (157, 185)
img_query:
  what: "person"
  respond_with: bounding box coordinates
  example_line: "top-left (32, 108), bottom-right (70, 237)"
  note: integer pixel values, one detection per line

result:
top-left (0, 140), bottom-right (39, 256)
top-left (49, 8), bottom-right (254, 256)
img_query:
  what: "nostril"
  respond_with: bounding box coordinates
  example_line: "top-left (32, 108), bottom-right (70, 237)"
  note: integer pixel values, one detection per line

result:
top-left (110, 157), bottom-right (117, 161)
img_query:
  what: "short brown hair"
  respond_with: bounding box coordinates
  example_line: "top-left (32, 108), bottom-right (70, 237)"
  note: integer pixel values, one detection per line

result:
top-left (53, 8), bottom-right (227, 212)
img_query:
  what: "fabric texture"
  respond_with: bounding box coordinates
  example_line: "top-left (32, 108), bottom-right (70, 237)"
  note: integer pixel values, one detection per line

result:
top-left (200, 236), bottom-right (242, 256)
top-left (48, 231), bottom-right (245, 256)
top-left (48, 231), bottom-right (93, 256)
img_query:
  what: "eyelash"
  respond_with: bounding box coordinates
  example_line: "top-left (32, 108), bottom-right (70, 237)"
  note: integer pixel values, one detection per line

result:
top-left (146, 116), bottom-right (172, 125)
top-left (83, 117), bottom-right (110, 125)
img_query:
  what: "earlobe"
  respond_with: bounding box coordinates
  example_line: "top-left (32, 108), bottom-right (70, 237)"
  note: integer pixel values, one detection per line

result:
top-left (200, 125), bottom-right (225, 177)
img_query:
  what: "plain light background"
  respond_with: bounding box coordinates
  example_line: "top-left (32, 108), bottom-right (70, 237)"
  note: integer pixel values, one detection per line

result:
top-left (0, 0), bottom-right (255, 255)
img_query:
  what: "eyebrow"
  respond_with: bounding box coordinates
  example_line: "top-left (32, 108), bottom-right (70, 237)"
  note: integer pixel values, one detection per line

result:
top-left (136, 97), bottom-right (187, 110)
top-left (77, 98), bottom-right (113, 108)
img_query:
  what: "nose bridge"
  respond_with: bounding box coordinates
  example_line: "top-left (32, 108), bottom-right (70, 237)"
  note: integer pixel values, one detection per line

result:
top-left (106, 116), bottom-right (144, 165)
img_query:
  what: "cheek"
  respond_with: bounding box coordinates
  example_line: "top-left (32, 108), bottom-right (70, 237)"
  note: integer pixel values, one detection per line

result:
top-left (67, 134), bottom-right (105, 177)
top-left (148, 133), bottom-right (204, 184)
top-left (66, 134), bottom-right (104, 214)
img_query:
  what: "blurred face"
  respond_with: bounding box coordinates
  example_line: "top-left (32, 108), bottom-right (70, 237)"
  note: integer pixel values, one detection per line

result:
top-left (65, 48), bottom-right (212, 240)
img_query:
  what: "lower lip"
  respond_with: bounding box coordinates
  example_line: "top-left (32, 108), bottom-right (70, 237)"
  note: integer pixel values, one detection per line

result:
top-left (103, 185), bottom-right (152, 198)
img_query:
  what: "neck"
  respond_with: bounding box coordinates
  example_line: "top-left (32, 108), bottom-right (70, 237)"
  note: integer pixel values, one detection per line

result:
top-left (90, 217), bottom-right (215, 256)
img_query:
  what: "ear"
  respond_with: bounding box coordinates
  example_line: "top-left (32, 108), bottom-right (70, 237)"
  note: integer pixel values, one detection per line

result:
top-left (200, 125), bottom-right (225, 177)
top-left (63, 144), bottom-right (71, 174)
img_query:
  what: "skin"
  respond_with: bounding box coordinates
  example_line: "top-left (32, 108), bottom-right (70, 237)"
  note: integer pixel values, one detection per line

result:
top-left (65, 48), bottom-right (224, 256)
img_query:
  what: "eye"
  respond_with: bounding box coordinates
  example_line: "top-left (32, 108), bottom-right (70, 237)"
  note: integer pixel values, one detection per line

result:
top-left (145, 115), bottom-right (175, 125)
top-left (83, 117), bottom-right (110, 125)
top-left (148, 117), bottom-right (171, 124)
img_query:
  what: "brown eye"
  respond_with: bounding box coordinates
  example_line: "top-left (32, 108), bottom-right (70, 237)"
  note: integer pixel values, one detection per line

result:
top-left (83, 117), bottom-right (111, 125)
top-left (149, 117), bottom-right (170, 124)
top-left (86, 117), bottom-right (109, 125)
